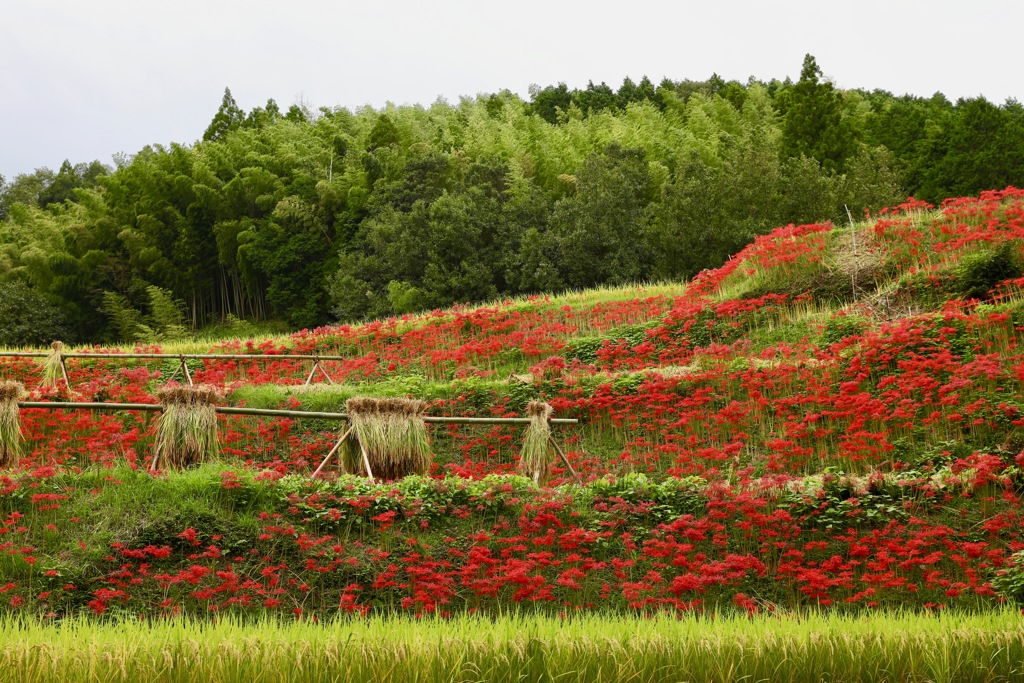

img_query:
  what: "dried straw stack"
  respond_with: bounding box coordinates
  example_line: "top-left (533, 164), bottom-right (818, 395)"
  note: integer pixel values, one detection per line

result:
top-left (343, 397), bottom-right (431, 480)
top-left (0, 381), bottom-right (25, 467)
top-left (41, 341), bottom-right (66, 388)
top-left (153, 385), bottom-right (221, 470)
top-left (519, 401), bottom-right (554, 485)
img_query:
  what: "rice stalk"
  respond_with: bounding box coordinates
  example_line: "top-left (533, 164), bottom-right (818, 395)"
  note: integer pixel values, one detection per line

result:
top-left (519, 401), bottom-right (554, 485)
top-left (3, 610), bottom-right (1022, 683)
top-left (0, 381), bottom-right (25, 468)
top-left (41, 341), bottom-right (65, 388)
top-left (344, 398), bottom-right (431, 480)
top-left (153, 385), bottom-right (221, 470)
top-left (339, 424), bottom-right (362, 475)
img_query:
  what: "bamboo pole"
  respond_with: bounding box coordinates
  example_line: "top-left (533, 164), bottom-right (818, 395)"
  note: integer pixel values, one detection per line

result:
top-left (18, 402), bottom-right (162, 412)
top-left (302, 363), bottom-right (318, 386)
top-left (315, 360), bottom-right (335, 385)
top-left (0, 352), bottom-right (354, 361)
top-left (16, 402), bottom-right (578, 424)
top-left (6, 349), bottom-right (352, 386)
top-left (217, 406), bottom-right (348, 419)
top-left (301, 357), bottom-right (336, 385)
top-left (428, 416), bottom-right (579, 425)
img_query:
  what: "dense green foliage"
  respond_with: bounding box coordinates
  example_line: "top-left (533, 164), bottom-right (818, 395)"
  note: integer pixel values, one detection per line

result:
top-left (0, 281), bottom-right (71, 347)
top-left (1, 55), bottom-right (1022, 343)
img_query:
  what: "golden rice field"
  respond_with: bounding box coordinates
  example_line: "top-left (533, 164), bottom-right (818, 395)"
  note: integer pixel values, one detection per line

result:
top-left (1, 611), bottom-right (1023, 682)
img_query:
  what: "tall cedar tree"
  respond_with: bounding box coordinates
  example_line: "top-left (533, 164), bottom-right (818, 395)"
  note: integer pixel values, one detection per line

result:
top-left (203, 88), bottom-right (245, 142)
top-left (782, 55), bottom-right (851, 172)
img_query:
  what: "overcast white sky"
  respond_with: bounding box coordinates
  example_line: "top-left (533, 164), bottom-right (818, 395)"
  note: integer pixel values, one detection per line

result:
top-left (1, 0), bottom-right (1021, 179)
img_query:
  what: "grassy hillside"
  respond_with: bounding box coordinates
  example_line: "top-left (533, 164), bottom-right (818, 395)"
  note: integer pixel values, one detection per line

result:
top-left (2, 188), bottom-right (1024, 617)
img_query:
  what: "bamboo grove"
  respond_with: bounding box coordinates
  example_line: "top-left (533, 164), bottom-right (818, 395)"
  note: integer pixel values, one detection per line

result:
top-left (2, 55), bottom-right (1023, 345)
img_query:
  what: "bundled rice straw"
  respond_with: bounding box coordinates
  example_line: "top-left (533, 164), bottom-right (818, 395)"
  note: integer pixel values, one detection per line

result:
top-left (0, 381), bottom-right (25, 467)
top-left (344, 397), bottom-right (431, 480)
top-left (153, 385), bottom-right (221, 470)
top-left (338, 423), bottom-right (363, 476)
top-left (41, 341), bottom-right (66, 388)
top-left (519, 401), bottom-right (554, 485)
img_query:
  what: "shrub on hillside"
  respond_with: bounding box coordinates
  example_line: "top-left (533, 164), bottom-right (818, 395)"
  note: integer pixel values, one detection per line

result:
top-left (0, 281), bottom-right (72, 347)
top-left (952, 242), bottom-right (1024, 301)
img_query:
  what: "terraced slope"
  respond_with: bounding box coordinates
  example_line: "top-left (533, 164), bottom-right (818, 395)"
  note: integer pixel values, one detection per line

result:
top-left (2, 188), bottom-right (1024, 616)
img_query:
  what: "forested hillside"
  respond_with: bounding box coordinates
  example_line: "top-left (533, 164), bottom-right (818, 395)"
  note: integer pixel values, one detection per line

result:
top-left (1, 55), bottom-right (1022, 344)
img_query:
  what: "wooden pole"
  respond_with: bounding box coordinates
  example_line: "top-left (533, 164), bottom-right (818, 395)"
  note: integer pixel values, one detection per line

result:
top-left (303, 362), bottom-right (318, 386)
top-left (315, 360), bottom-right (335, 385)
top-left (303, 358), bottom-right (335, 386)
top-left (360, 440), bottom-right (375, 484)
top-left (548, 434), bottom-right (582, 484)
top-left (312, 427), bottom-right (352, 477)
top-left (180, 356), bottom-right (194, 386)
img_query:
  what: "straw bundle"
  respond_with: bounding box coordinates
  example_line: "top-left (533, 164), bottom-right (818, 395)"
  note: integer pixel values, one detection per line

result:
top-left (344, 397), bottom-right (431, 480)
top-left (41, 341), bottom-right (66, 388)
top-left (153, 385), bottom-right (221, 470)
top-left (519, 401), bottom-right (554, 485)
top-left (0, 381), bottom-right (25, 468)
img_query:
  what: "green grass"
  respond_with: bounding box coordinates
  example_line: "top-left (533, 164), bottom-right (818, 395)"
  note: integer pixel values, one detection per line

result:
top-left (1, 280), bottom-right (686, 356)
top-left (230, 277), bottom-right (680, 357)
top-left (0, 611), bottom-right (1022, 682)
top-left (229, 376), bottom-right (501, 409)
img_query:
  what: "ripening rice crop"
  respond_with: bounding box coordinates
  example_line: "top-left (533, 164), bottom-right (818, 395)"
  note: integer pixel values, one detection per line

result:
top-left (1, 611), bottom-right (1023, 683)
